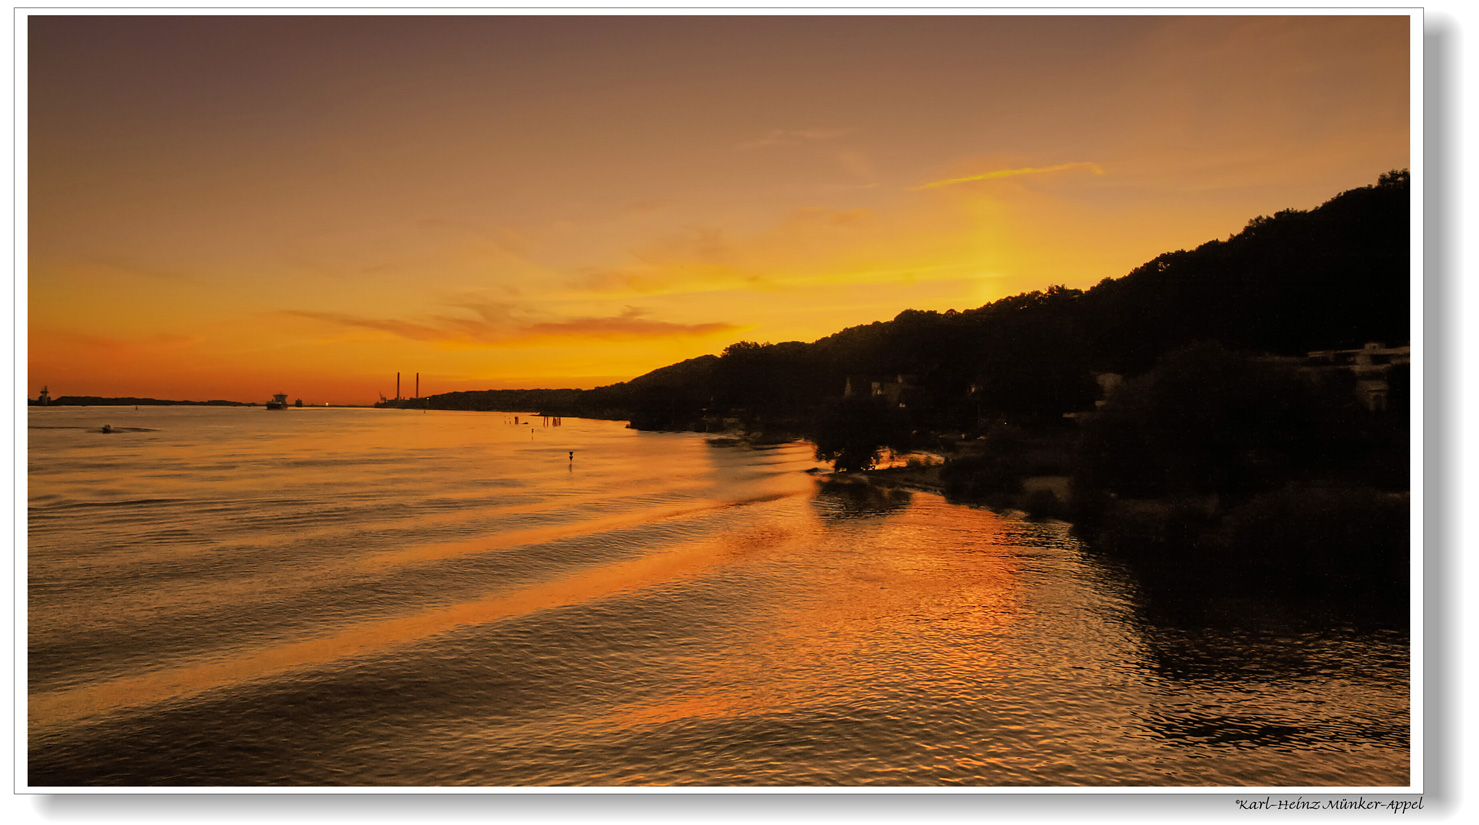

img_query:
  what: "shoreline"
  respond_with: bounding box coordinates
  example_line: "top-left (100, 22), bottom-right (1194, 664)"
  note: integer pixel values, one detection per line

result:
top-left (822, 464), bottom-right (948, 496)
top-left (820, 463), bottom-right (1077, 526)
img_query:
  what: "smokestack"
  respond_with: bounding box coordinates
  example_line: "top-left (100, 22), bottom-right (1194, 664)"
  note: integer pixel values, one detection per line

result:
top-left (416, 373), bottom-right (419, 399)
top-left (396, 372), bottom-right (400, 400)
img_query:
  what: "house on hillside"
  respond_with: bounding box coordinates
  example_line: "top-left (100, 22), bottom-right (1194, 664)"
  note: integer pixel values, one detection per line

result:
top-left (1062, 342), bottom-right (1408, 425)
top-left (844, 374), bottom-right (919, 409)
top-left (1060, 372), bottom-right (1125, 424)
top-left (1301, 342), bottom-right (1410, 412)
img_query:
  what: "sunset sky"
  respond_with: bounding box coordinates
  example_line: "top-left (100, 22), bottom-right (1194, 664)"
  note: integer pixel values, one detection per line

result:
top-left (26, 14), bottom-right (1412, 405)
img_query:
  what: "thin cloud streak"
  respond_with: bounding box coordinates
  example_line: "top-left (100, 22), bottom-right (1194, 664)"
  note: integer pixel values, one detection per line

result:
top-left (912, 161), bottom-right (1106, 190)
top-left (523, 315), bottom-right (739, 339)
top-left (282, 307), bottom-right (740, 347)
top-left (49, 330), bottom-right (205, 354)
top-left (737, 127), bottom-right (850, 150)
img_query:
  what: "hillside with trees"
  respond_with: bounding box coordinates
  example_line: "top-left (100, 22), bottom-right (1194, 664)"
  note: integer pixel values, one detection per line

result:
top-left (382, 171), bottom-right (1412, 602)
top-left (393, 170), bottom-right (1410, 445)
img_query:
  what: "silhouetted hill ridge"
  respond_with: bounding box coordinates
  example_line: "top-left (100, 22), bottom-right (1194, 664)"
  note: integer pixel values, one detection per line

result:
top-left (406, 170), bottom-right (1409, 428)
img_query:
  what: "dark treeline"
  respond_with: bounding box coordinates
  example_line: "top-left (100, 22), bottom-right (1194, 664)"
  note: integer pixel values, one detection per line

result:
top-left (390, 387), bottom-right (588, 415)
top-left (1062, 339), bottom-right (1409, 608)
top-left (393, 170), bottom-right (1409, 440)
top-left (397, 169), bottom-right (1411, 608)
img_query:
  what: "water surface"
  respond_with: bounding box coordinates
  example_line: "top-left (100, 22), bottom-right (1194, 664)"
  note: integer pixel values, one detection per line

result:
top-left (27, 406), bottom-right (1409, 786)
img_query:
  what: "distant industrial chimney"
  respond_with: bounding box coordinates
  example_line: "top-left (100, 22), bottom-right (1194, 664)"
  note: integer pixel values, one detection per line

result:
top-left (396, 372), bottom-right (401, 400)
top-left (415, 373), bottom-right (419, 399)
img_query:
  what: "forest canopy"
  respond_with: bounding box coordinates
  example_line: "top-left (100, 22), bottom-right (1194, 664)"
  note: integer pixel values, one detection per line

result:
top-left (389, 171), bottom-right (1410, 436)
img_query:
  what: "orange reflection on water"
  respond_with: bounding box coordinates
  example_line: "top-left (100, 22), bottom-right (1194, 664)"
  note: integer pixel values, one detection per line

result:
top-left (30, 462), bottom-right (1031, 777)
top-left (355, 490), bottom-right (805, 573)
top-left (600, 693), bottom-right (776, 733)
top-left (589, 493), bottom-right (1026, 741)
top-left (29, 505), bottom-right (812, 736)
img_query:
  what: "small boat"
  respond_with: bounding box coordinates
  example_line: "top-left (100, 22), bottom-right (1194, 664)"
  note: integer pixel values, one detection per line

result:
top-left (265, 393), bottom-right (289, 410)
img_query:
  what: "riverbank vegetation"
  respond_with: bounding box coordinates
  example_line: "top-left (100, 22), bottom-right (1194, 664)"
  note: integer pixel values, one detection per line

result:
top-left (383, 171), bottom-right (1411, 605)
top-left (1066, 341), bottom-right (1409, 606)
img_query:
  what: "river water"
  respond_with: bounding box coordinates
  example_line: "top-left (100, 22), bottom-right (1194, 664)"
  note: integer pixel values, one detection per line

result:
top-left (25, 406), bottom-right (1409, 787)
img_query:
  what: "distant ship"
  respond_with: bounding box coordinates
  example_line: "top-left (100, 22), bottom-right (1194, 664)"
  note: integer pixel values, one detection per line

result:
top-left (265, 393), bottom-right (289, 410)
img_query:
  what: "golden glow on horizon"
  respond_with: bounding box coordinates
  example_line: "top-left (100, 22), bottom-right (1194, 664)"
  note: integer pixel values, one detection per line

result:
top-left (26, 15), bottom-right (1411, 404)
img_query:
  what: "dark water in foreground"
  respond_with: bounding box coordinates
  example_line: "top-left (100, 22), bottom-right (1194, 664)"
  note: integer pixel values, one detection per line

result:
top-left (27, 407), bottom-right (1409, 787)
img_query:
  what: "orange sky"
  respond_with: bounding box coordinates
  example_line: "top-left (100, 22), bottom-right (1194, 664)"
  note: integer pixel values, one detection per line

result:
top-left (26, 14), bottom-right (1411, 405)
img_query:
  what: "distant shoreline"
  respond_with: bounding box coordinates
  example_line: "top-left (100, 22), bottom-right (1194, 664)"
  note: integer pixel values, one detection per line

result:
top-left (28, 398), bottom-right (374, 408)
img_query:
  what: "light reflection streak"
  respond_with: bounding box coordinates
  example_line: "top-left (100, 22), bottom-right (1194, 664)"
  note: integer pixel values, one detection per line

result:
top-left (29, 513), bottom-right (810, 736)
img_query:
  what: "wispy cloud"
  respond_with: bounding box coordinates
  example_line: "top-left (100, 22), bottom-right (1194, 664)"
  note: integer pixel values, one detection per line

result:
top-left (568, 266), bottom-right (680, 294)
top-left (912, 161), bottom-right (1106, 190)
top-left (524, 307), bottom-right (740, 340)
top-left (282, 304), bottom-right (739, 347)
top-left (564, 208), bottom-right (879, 299)
top-left (282, 311), bottom-right (452, 343)
top-left (737, 127), bottom-right (849, 150)
top-left (56, 257), bottom-right (199, 284)
top-left (32, 330), bottom-right (207, 373)
top-left (563, 225), bottom-right (757, 296)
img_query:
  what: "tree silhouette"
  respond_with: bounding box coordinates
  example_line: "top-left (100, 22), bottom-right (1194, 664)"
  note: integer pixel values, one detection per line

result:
top-left (809, 397), bottom-right (913, 472)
